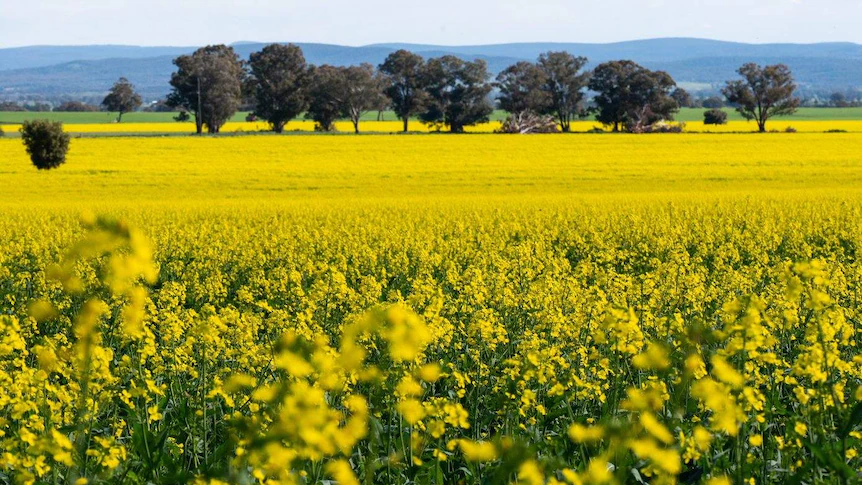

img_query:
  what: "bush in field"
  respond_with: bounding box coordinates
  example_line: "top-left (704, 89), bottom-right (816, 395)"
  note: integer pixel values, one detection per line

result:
top-left (20, 120), bottom-right (70, 170)
top-left (0, 125), bottom-right (4, 137)
top-left (704, 108), bottom-right (728, 125)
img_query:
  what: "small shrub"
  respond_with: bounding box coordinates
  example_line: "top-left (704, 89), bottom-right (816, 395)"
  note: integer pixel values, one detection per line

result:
top-left (785, 126), bottom-right (797, 133)
top-left (0, 125), bottom-right (4, 137)
top-left (703, 109), bottom-right (728, 125)
top-left (20, 120), bottom-right (70, 170)
top-left (825, 129), bottom-right (848, 133)
top-left (245, 113), bottom-right (258, 122)
top-left (174, 111), bottom-right (191, 122)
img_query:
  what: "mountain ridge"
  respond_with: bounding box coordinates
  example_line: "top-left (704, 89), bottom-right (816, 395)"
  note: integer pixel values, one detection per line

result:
top-left (1, 38), bottom-right (861, 101)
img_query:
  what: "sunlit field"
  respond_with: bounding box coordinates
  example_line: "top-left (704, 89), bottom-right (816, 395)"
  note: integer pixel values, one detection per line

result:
top-left (2, 134), bottom-right (862, 484)
top-left (4, 119), bottom-right (862, 134)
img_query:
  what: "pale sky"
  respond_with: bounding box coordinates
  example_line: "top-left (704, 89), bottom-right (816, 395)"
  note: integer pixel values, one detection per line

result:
top-left (1, 0), bottom-right (860, 47)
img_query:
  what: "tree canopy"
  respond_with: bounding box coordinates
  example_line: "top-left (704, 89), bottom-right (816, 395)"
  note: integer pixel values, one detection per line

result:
top-left (379, 50), bottom-right (427, 133)
top-left (420, 56), bottom-right (493, 133)
top-left (168, 45), bottom-right (244, 134)
top-left (341, 64), bottom-right (388, 134)
top-left (248, 44), bottom-right (310, 133)
top-left (102, 77), bottom-right (142, 122)
top-left (495, 61), bottom-right (550, 116)
top-left (722, 63), bottom-right (799, 132)
top-left (536, 52), bottom-right (590, 132)
top-left (589, 60), bottom-right (679, 132)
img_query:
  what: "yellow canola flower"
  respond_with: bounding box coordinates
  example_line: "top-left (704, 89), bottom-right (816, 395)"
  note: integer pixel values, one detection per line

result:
top-left (449, 439), bottom-right (498, 462)
top-left (325, 459), bottom-right (360, 485)
top-left (627, 438), bottom-right (682, 475)
top-left (418, 363), bottom-right (442, 383)
top-left (632, 342), bottom-right (671, 371)
top-left (516, 460), bottom-right (545, 485)
top-left (567, 423), bottom-right (605, 444)
top-left (382, 304), bottom-right (432, 362)
top-left (397, 399), bottom-right (426, 425)
top-left (705, 478), bottom-right (733, 485)
top-left (710, 355), bottom-right (745, 389)
top-left (147, 405), bottom-right (163, 423)
top-left (640, 412), bottom-right (674, 445)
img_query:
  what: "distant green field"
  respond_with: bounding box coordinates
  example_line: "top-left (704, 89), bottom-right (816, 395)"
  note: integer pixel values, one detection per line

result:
top-left (2, 107), bottom-right (862, 125)
top-left (675, 107), bottom-right (862, 122)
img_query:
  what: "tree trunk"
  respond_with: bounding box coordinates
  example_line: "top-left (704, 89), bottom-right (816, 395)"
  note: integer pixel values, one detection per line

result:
top-left (758, 121), bottom-right (767, 133)
top-left (117, 112), bottom-right (124, 123)
top-left (402, 117), bottom-right (409, 133)
top-left (353, 119), bottom-right (360, 134)
top-left (274, 121), bottom-right (285, 134)
top-left (559, 114), bottom-right (570, 133)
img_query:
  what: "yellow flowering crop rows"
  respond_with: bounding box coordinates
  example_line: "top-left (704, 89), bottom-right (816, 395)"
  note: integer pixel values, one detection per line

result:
top-left (4, 119), bottom-right (862, 134)
top-left (1, 134), bottom-right (862, 484)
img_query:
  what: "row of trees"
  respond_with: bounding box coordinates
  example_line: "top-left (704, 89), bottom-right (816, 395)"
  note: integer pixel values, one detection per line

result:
top-left (64, 44), bottom-right (802, 134)
top-left (163, 44), bottom-right (685, 134)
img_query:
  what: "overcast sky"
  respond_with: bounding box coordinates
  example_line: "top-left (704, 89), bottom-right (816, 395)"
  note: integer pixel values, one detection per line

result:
top-left (1, 0), bottom-right (860, 48)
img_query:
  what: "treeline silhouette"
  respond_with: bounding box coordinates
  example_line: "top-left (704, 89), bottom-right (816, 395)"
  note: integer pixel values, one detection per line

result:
top-left (118, 44), bottom-right (804, 134)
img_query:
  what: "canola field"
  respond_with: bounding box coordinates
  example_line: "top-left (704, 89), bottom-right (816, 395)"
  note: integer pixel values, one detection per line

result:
top-left (5, 119), bottom-right (862, 134)
top-left (2, 134), bottom-right (862, 484)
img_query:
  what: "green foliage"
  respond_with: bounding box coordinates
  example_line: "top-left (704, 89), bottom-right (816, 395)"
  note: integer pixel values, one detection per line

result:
top-left (379, 50), bottom-right (427, 132)
top-left (722, 63), bottom-right (800, 132)
top-left (247, 43), bottom-right (310, 134)
top-left (703, 108), bottom-right (728, 125)
top-left (306, 65), bottom-right (346, 132)
top-left (102, 77), bottom-right (143, 122)
top-left (168, 45), bottom-right (244, 134)
top-left (419, 56), bottom-right (494, 133)
top-left (19, 119), bottom-right (70, 170)
top-left (536, 52), bottom-right (590, 132)
top-left (341, 63), bottom-right (388, 134)
top-left (589, 60), bottom-right (679, 132)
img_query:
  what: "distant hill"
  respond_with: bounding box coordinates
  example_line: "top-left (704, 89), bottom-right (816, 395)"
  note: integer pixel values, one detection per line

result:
top-left (0, 45), bottom-right (196, 71)
top-left (1, 38), bottom-right (861, 102)
top-left (370, 39), bottom-right (862, 63)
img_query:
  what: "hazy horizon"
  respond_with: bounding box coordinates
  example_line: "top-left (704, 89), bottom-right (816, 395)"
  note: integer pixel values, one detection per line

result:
top-left (2, 0), bottom-right (861, 49)
top-left (2, 36), bottom-right (862, 50)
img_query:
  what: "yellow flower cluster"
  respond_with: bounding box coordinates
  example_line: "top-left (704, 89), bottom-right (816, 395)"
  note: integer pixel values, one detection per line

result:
top-left (6, 119), bottom-right (862, 134)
